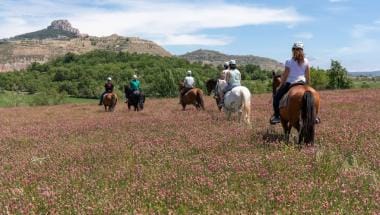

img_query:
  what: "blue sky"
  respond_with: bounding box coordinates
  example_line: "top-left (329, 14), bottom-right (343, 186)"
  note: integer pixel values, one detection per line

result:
top-left (1, 0), bottom-right (379, 71)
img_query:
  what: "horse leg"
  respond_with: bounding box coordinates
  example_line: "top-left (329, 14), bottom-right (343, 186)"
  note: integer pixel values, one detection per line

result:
top-left (226, 111), bottom-right (232, 121)
top-left (294, 122), bottom-right (303, 144)
top-left (238, 110), bottom-right (242, 123)
top-left (281, 119), bottom-right (290, 142)
top-left (182, 104), bottom-right (186, 111)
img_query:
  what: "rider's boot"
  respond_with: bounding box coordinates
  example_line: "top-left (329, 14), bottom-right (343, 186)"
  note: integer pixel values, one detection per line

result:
top-left (270, 114), bottom-right (281, 124)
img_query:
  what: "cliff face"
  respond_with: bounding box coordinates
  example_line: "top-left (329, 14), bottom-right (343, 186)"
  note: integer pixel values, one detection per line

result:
top-left (179, 49), bottom-right (284, 71)
top-left (0, 21), bottom-right (171, 72)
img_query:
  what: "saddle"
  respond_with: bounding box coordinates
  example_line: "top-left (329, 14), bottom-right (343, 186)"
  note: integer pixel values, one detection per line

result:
top-left (279, 82), bottom-right (305, 108)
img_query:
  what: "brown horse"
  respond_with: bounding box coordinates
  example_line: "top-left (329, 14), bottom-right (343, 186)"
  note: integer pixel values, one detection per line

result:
top-left (272, 73), bottom-right (320, 144)
top-left (179, 81), bottom-right (205, 111)
top-left (103, 93), bottom-right (118, 112)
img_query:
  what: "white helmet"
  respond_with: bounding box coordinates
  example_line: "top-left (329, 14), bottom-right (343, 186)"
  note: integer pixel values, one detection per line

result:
top-left (229, 60), bottom-right (236, 65)
top-left (224, 61), bottom-right (229, 66)
top-left (187, 70), bottom-right (192, 75)
top-left (293, 41), bottom-right (304, 49)
top-left (107, 77), bottom-right (112, 81)
top-left (133, 74), bottom-right (138, 79)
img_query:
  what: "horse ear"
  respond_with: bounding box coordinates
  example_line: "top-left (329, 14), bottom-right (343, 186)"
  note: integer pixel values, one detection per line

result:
top-left (272, 71), bottom-right (276, 77)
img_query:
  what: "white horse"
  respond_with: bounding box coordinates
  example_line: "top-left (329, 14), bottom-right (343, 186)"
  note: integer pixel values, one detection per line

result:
top-left (216, 80), bottom-right (251, 124)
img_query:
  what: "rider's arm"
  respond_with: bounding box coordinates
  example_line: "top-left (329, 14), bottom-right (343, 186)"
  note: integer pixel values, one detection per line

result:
top-left (281, 67), bottom-right (290, 86)
top-left (305, 65), bottom-right (310, 85)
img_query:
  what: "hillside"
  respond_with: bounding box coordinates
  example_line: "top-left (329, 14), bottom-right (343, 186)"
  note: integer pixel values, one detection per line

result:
top-left (0, 20), bottom-right (172, 72)
top-left (179, 49), bottom-right (283, 71)
top-left (349, 71), bottom-right (380, 77)
top-left (0, 89), bottom-right (378, 213)
top-left (12, 20), bottom-right (81, 40)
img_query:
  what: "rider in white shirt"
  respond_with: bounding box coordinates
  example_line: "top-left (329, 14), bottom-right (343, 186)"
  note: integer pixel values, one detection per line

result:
top-left (180, 70), bottom-right (195, 103)
top-left (270, 41), bottom-right (310, 124)
top-left (218, 60), bottom-right (241, 108)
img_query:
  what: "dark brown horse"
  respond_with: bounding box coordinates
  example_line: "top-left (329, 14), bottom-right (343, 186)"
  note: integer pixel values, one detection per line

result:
top-left (103, 93), bottom-right (118, 112)
top-left (272, 73), bottom-right (320, 145)
top-left (205, 78), bottom-right (217, 96)
top-left (205, 78), bottom-right (223, 111)
top-left (124, 85), bottom-right (145, 111)
top-left (179, 81), bottom-right (205, 111)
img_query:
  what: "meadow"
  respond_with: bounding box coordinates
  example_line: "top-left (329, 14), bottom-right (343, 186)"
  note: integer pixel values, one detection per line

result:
top-left (0, 88), bottom-right (379, 214)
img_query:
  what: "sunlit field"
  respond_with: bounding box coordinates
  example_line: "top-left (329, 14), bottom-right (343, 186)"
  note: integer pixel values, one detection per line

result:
top-left (0, 89), bottom-right (379, 213)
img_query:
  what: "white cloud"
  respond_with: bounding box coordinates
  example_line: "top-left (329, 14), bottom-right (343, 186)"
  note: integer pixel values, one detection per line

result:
top-left (352, 21), bottom-right (380, 38)
top-left (294, 32), bottom-right (313, 40)
top-left (0, 0), bottom-right (308, 46)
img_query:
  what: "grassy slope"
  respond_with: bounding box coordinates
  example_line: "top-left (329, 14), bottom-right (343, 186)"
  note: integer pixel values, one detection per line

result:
top-left (0, 89), bottom-right (379, 213)
top-left (0, 91), bottom-right (96, 107)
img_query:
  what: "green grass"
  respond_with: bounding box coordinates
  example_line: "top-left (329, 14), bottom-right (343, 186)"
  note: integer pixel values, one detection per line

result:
top-left (0, 91), bottom-right (97, 107)
top-left (351, 80), bottom-right (380, 89)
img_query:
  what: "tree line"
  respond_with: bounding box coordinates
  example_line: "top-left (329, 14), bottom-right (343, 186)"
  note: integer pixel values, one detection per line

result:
top-left (0, 50), bottom-right (352, 99)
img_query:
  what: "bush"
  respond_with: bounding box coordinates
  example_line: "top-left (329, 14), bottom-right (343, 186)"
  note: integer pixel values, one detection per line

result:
top-left (30, 89), bottom-right (67, 106)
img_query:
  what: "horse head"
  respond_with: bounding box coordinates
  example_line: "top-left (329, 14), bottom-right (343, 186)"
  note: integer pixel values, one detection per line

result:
top-left (205, 79), bottom-right (217, 96)
top-left (272, 72), bottom-right (282, 96)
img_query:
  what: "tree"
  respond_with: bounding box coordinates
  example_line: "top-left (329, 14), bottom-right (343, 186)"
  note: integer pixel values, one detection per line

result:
top-left (327, 60), bottom-right (352, 89)
top-left (310, 67), bottom-right (329, 90)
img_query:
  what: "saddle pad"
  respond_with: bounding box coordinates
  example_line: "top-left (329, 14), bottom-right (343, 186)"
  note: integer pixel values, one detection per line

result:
top-left (279, 92), bottom-right (289, 108)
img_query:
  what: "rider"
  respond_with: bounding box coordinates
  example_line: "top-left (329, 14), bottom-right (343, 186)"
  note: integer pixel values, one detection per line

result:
top-left (129, 74), bottom-right (141, 94)
top-left (99, 77), bottom-right (114, 105)
top-left (220, 61), bottom-right (230, 80)
top-left (180, 70), bottom-right (195, 103)
top-left (270, 41), bottom-right (310, 124)
top-left (218, 60), bottom-right (241, 108)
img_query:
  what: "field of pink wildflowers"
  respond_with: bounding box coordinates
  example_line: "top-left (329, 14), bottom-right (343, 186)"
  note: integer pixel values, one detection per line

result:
top-left (0, 89), bottom-right (379, 213)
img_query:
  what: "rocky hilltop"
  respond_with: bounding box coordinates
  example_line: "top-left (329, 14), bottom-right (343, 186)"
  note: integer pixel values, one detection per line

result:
top-left (179, 49), bottom-right (283, 71)
top-left (47, 20), bottom-right (80, 35)
top-left (0, 20), bottom-right (171, 72)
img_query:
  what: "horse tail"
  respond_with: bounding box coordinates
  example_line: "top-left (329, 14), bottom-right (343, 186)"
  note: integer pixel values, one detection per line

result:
top-left (301, 91), bottom-right (316, 144)
top-left (196, 90), bottom-right (205, 110)
top-left (241, 88), bottom-right (251, 125)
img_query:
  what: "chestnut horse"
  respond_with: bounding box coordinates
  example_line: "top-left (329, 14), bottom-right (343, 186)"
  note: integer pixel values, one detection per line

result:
top-left (179, 81), bottom-right (205, 111)
top-left (103, 93), bottom-right (118, 112)
top-left (272, 73), bottom-right (320, 144)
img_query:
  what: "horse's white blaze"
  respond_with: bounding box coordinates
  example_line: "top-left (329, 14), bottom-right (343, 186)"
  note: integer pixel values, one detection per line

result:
top-left (216, 81), bottom-right (251, 124)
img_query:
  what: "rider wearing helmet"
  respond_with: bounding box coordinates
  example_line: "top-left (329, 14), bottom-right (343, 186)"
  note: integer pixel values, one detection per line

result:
top-left (270, 41), bottom-right (310, 124)
top-left (180, 70), bottom-right (195, 103)
top-left (129, 74), bottom-right (141, 93)
top-left (220, 61), bottom-right (230, 80)
top-left (218, 60), bottom-right (241, 108)
top-left (99, 77), bottom-right (114, 105)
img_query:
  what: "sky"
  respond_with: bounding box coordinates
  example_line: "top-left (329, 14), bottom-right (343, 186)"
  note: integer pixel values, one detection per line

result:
top-left (0, 0), bottom-right (379, 72)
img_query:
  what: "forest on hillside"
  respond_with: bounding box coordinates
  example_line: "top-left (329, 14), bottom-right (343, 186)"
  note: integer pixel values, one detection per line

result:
top-left (0, 50), bottom-right (352, 100)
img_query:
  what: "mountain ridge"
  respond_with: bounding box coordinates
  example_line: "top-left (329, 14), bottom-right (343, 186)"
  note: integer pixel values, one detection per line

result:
top-left (179, 49), bottom-right (283, 71)
top-left (0, 20), bottom-right (171, 72)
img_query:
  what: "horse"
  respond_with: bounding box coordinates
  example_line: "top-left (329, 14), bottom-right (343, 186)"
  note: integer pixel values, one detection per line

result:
top-left (272, 72), bottom-right (320, 145)
top-left (124, 85), bottom-right (145, 111)
top-left (205, 78), bottom-right (218, 96)
top-left (214, 80), bottom-right (251, 124)
top-left (103, 92), bottom-right (118, 112)
top-left (178, 81), bottom-right (205, 111)
top-left (205, 78), bottom-right (223, 111)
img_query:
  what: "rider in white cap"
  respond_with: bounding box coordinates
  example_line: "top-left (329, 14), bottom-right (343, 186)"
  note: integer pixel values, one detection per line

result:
top-left (270, 41), bottom-right (310, 124)
top-left (218, 60), bottom-right (241, 108)
top-left (99, 77), bottom-right (114, 105)
top-left (180, 70), bottom-right (195, 103)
